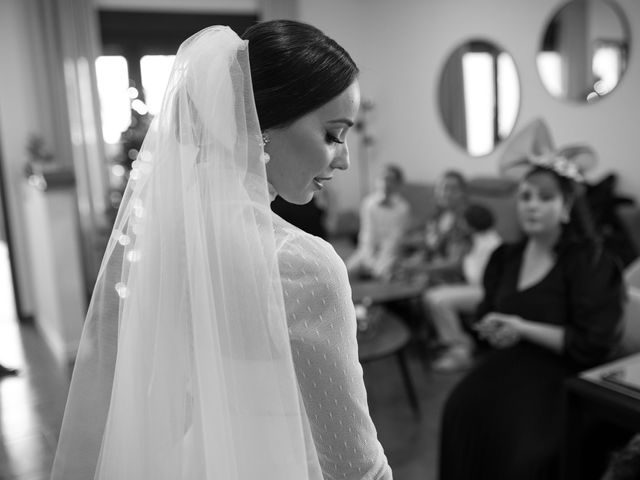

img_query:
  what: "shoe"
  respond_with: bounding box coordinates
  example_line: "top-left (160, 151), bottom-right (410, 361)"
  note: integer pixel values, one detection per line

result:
top-left (431, 346), bottom-right (472, 373)
top-left (0, 364), bottom-right (18, 377)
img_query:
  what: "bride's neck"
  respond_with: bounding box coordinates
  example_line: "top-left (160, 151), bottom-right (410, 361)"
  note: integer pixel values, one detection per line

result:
top-left (268, 182), bottom-right (278, 202)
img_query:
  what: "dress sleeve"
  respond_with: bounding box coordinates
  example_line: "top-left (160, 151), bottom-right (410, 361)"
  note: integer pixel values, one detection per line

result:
top-left (474, 243), bottom-right (507, 321)
top-left (279, 236), bottom-right (393, 480)
top-left (563, 245), bottom-right (624, 367)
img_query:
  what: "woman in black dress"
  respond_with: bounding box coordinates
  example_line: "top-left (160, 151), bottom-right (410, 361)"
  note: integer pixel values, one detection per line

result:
top-left (439, 163), bottom-right (625, 480)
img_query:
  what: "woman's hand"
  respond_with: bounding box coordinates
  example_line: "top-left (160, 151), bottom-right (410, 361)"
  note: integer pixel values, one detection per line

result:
top-left (474, 313), bottom-right (526, 349)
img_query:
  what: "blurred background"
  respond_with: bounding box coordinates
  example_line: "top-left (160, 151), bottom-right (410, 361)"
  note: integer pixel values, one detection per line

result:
top-left (0, 0), bottom-right (639, 478)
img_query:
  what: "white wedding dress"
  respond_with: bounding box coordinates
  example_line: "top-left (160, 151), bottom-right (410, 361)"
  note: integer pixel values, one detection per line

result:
top-left (50, 25), bottom-right (392, 480)
top-left (274, 212), bottom-right (392, 479)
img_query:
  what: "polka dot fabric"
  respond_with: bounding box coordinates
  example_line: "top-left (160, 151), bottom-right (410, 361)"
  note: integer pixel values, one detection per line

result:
top-left (273, 214), bottom-right (393, 480)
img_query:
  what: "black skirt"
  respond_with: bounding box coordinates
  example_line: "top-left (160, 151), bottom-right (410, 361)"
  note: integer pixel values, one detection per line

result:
top-left (439, 343), bottom-right (574, 480)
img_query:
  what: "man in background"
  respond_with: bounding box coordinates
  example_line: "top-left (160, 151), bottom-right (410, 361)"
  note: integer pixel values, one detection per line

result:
top-left (347, 164), bottom-right (410, 280)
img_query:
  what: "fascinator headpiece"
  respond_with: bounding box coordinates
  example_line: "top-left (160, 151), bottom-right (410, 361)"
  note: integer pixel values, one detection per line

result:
top-left (499, 118), bottom-right (597, 183)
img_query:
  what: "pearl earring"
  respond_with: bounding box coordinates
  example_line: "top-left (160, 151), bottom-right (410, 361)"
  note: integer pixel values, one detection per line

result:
top-left (260, 132), bottom-right (271, 163)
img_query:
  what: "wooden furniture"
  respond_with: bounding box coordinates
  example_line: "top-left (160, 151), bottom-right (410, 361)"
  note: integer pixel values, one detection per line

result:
top-left (351, 279), bottom-right (425, 305)
top-left (563, 353), bottom-right (640, 480)
top-left (23, 174), bottom-right (86, 366)
top-left (356, 307), bottom-right (420, 417)
top-left (352, 278), bottom-right (431, 353)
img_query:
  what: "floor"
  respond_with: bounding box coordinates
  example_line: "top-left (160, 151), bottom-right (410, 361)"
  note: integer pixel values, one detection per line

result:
top-left (0, 243), bottom-right (71, 480)
top-left (0, 241), bottom-right (465, 479)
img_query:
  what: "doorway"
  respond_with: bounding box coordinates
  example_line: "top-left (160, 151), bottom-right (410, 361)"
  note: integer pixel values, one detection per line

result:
top-left (92, 11), bottom-right (258, 287)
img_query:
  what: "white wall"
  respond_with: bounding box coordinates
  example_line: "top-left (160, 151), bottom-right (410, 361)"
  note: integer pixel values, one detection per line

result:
top-left (97, 0), bottom-right (257, 12)
top-left (300, 0), bottom-right (640, 211)
top-left (0, 0), bottom-right (43, 315)
top-left (3, 0), bottom-right (639, 287)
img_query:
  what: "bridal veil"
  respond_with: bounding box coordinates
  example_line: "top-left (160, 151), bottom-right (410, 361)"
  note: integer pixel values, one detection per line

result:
top-left (51, 26), bottom-right (322, 479)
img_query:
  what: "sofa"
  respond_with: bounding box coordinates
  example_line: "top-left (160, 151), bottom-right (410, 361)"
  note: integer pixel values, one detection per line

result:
top-left (334, 174), bottom-right (639, 264)
top-left (332, 176), bottom-right (522, 252)
top-left (397, 176), bottom-right (522, 243)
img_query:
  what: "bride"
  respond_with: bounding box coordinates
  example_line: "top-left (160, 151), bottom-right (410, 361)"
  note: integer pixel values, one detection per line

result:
top-left (50, 20), bottom-right (393, 480)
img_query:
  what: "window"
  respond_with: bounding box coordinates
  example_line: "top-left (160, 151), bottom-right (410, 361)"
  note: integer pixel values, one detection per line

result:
top-left (96, 10), bottom-right (257, 145)
top-left (95, 11), bottom-right (257, 207)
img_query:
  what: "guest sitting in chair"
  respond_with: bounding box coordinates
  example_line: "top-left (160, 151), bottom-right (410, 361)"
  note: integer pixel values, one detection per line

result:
top-left (347, 164), bottom-right (410, 280)
top-left (426, 204), bottom-right (501, 372)
top-left (400, 170), bottom-right (474, 285)
top-left (439, 119), bottom-right (625, 480)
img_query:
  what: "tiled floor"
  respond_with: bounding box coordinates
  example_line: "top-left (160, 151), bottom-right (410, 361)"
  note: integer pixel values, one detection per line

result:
top-left (363, 353), bottom-right (464, 479)
top-left (0, 243), bottom-right (71, 480)
top-left (0, 241), bottom-right (464, 479)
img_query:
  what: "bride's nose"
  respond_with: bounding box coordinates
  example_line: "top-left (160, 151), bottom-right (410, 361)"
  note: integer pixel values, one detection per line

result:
top-left (331, 143), bottom-right (350, 171)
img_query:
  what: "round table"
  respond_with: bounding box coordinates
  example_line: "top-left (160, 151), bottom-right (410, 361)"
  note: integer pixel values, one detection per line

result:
top-left (352, 279), bottom-right (431, 355)
top-left (357, 309), bottom-right (420, 416)
top-left (351, 279), bottom-right (425, 305)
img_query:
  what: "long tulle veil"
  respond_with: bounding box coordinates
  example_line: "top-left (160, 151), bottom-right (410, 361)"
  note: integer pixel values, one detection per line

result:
top-left (50, 26), bottom-right (322, 479)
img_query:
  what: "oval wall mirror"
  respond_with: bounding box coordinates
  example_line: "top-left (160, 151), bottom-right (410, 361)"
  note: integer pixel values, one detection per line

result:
top-left (438, 39), bottom-right (520, 157)
top-left (537, 0), bottom-right (630, 104)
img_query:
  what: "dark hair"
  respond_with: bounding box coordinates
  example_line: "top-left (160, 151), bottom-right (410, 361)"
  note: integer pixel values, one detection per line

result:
top-left (464, 204), bottom-right (495, 233)
top-left (442, 170), bottom-right (467, 191)
top-left (384, 164), bottom-right (404, 183)
top-left (524, 166), bottom-right (602, 256)
top-left (242, 20), bottom-right (359, 130)
top-left (525, 165), bottom-right (575, 202)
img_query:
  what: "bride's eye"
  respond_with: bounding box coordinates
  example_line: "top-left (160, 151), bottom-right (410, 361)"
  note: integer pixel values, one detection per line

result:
top-left (325, 133), bottom-right (344, 144)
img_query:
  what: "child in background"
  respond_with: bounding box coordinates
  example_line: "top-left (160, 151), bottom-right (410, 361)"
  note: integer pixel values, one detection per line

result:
top-left (425, 204), bottom-right (502, 372)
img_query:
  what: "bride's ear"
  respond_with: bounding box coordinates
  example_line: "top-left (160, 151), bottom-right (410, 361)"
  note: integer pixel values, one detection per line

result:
top-left (260, 131), bottom-right (271, 164)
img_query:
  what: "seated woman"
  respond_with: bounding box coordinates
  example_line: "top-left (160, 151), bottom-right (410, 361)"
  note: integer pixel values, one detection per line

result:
top-left (426, 204), bottom-right (501, 372)
top-left (400, 170), bottom-right (473, 284)
top-left (423, 170), bottom-right (471, 277)
top-left (439, 161), bottom-right (625, 480)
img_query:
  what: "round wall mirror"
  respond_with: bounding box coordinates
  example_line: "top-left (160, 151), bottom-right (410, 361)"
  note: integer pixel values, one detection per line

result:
top-left (438, 39), bottom-right (520, 157)
top-left (537, 0), bottom-right (630, 103)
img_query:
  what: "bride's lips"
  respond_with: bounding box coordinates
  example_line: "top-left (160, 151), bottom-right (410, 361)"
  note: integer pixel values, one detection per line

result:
top-left (313, 176), bottom-right (332, 189)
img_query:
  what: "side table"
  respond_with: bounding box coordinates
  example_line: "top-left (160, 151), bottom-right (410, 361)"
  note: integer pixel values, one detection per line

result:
top-left (351, 279), bottom-right (430, 355)
top-left (563, 353), bottom-right (640, 480)
top-left (357, 308), bottom-right (420, 417)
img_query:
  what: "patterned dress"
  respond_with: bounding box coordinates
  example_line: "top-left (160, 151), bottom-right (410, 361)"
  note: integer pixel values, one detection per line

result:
top-left (273, 212), bottom-right (393, 480)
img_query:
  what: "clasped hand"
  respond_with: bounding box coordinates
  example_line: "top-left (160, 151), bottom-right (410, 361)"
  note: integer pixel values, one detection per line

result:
top-left (474, 312), bottom-right (525, 349)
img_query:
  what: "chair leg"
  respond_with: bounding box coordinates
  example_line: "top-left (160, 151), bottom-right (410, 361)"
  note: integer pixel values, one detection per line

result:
top-left (396, 350), bottom-right (420, 417)
top-left (393, 297), bottom-right (435, 371)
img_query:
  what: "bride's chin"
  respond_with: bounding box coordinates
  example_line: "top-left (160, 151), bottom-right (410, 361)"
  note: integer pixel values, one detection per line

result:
top-left (281, 189), bottom-right (314, 206)
top-left (297, 191), bottom-right (315, 205)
